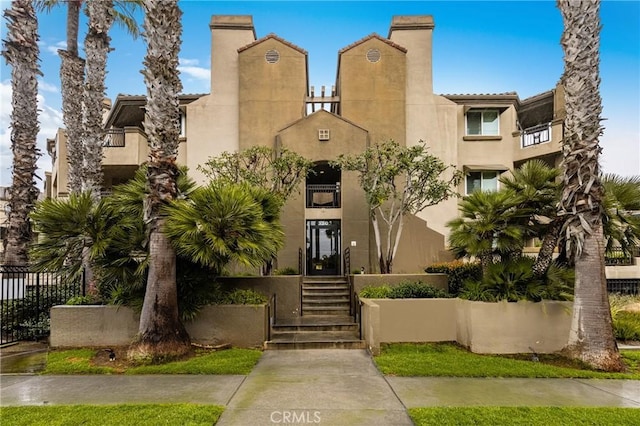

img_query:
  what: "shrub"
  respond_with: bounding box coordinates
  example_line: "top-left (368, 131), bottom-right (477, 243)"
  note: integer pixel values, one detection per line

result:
top-left (613, 311), bottom-right (640, 341)
top-left (389, 281), bottom-right (449, 299)
top-left (359, 285), bottom-right (392, 298)
top-left (274, 267), bottom-right (298, 275)
top-left (359, 282), bottom-right (449, 299)
top-left (215, 288), bottom-right (267, 305)
top-left (426, 260), bottom-right (481, 296)
top-left (66, 295), bottom-right (102, 305)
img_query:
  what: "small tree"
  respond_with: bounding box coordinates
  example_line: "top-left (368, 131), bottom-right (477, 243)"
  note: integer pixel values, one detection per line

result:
top-left (333, 140), bottom-right (461, 273)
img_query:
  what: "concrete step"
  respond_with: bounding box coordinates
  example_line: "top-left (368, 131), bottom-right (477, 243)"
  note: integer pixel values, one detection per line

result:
top-left (265, 329), bottom-right (365, 350)
top-left (302, 306), bottom-right (351, 315)
top-left (273, 323), bottom-right (359, 332)
top-left (302, 298), bottom-right (350, 305)
top-left (302, 284), bottom-right (350, 291)
top-left (302, 289), bottom-right (350, 297)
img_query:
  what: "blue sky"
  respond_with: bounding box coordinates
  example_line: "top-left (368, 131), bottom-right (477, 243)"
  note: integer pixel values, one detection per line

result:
top-left (1, 0), bottom-right (639, 188)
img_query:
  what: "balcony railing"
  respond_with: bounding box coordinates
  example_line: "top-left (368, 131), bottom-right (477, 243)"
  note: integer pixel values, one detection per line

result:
top-left (521, 123), bottom-right (552, 148)
top-left (103, 128), bottom-right (125, 147)
top-left (605, 246), bottom-right (638, 266)
top-left (306, 184), bottom-right (340, 208)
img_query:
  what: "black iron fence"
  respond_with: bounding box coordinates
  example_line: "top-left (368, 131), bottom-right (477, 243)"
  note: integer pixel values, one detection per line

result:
top-left (605, 247), bottom-right (638, 266)
top-left (1, 265), bottom-right (85, 345)
top-left (607, 279), bottom-right (639, 295)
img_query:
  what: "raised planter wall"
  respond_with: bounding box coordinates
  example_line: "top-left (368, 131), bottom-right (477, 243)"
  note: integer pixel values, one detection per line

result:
top-left (361, 298), bottom-right (457, 355)
top-left (360, 298), bottom-right (572, 355)
top-left (218, 276), bottom-right (301, 320)
top-left (50, 304), bottom-right (267, 348)
top-left (351, 273), bottom-right (448, 295)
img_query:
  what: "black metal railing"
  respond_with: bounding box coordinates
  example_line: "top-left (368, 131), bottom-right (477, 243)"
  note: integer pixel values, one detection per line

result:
top-left (343, 247), bottom-right (351, 277)
top-left (1, 265), bottom-right (85, 345)
top-left (267, 293), bottom-right (277, 340)
top-left (355, 293), bottom-right (363, 340)
top-left (521, 123), bottom-right (552, 148)
top-left (298, 247), bottom-right (304, 276)
top-left (103, 128), bottom-right (125, 147)
top-left (605, 247), bottom-right (636, 266)
top-left (607, 279), bottom-right (639, 295)
top-left (306, 184), bottom-right (340, 208)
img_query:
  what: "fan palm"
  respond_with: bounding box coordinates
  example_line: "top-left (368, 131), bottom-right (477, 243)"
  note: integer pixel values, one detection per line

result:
top-left (129, 0), bottom-right (190, 361)
top-left (2, 0), bottom-right (41, 266)
top-left (164, 182), bottom-right (285, 273)
top-left (558, 0), bottom-right (623, 371)
top-left (602, 174), bottom-right (640, 255)
top-left (447, 190), bottom-right (527, 273)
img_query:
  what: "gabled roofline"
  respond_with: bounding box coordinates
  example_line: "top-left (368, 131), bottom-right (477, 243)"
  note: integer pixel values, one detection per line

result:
top-left (277, 109), bottom-right (369, 134)
top-left (338, 33), bottom-right (407, 54)
top-left (238, 33), bottom-right (307, 55)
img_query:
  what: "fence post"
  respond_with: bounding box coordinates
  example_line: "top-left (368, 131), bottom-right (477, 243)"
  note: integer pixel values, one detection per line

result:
top-left (82, 267), bottom-right (86, 296)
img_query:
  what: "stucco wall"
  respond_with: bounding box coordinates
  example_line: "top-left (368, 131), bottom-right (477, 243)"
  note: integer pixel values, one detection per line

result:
top-left (218, 276), bottom-right (302, 320)
top-left (50, 304), bottom-right (267, 348)
top-left (360, 298), bottom-right (572, 355)
top-left (351, 273), bottom-right (448, 295)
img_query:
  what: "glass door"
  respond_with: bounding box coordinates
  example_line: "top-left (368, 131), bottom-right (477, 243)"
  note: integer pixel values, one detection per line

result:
top-left (306, 220), bottom-right (341, 275)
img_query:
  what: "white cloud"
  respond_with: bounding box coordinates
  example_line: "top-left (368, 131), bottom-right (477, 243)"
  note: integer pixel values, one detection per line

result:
top-left (179, 58), bottom-right (201, 67)
top-left (0, 80), bottom-right (63, 190)
top-left (178, 65), bottom-right (210, 82)
top-left (39, 40), bottom-right (66, 56)
top-left (38, 79), bottom-right (59, 93)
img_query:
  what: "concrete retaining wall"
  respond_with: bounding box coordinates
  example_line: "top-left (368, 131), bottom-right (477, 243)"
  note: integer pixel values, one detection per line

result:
top-left (50, 304), bottom-right (267, 348)
top-left (218, 276), bottom-right (301, 320)
top-left (360, 298), bottom-right (572, 355)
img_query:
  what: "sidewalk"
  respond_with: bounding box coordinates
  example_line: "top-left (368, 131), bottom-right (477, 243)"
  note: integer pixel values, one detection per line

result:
top-left (1, 349), bottom-right (639, 425)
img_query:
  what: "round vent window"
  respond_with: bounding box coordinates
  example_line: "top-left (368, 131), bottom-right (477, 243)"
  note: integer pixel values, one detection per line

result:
top-left (265, 49), bottom-right (280, 64)
top-left (366, 48), bottom-right (381, 63)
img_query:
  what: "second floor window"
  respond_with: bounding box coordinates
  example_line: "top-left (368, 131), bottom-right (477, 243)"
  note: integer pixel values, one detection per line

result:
top-left (466, 110), bottom-right (499, 136)
top-left (466, 171), bottom-right (498, 194)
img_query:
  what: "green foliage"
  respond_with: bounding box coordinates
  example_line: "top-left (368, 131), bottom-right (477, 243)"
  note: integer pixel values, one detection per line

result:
top-left (613, 311), bottom-right (640, 341)
top-left (459, 258), bottom-right (574, 302)
top-left (198, 146), bottom-right (313, 205)
top-left (359, 285), bottom-right (393, 298)
top-left (359, 281), bottom-right (449, 299)
top-left (66, 295), bottom-right (102, 305)
top-left (374, 343), bottom-right (640, 378)
top-left (447, 190), bottom-right (527, 265)
top-left (164, 181), bottom-right (284, 272)
top-left (425, 260), bottom-right (482, 296)
top-left (2, 404), bottom-right (224, 426)
top-left (214, 289), bottom-right (267, 305)
top-left (602, 174), bottom-right (640, 256)
top-left (274, 267), bottom-right (298, 275)
top-left (409, 407), bottom-right (640, 426)
top-left (333, 140), bottom-right (462, 273)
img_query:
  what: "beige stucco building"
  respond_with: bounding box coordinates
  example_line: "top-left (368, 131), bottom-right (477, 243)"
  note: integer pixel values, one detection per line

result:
top-left (45, 15), bottom-right (564, 275)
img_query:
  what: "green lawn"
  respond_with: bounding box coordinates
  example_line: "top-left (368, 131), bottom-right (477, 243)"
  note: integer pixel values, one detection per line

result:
top-left (409, 407), bottom-right (640, 425)
top-left (43, 348), bottom-right (262, 375)
top-left (374, 343), bottom-right (640, 379)
top-left (1, 404), bottom-right (224, 426)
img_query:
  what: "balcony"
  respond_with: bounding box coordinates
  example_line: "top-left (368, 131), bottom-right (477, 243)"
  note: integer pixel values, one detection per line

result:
top-left (521, 123), bottom-right (551, 148)
top-left (306, 184), bottom-right (340, 208)
top-left (514, 120), bottom-right (562, 163)
top-left (102, 126), bottom-right (148, 167)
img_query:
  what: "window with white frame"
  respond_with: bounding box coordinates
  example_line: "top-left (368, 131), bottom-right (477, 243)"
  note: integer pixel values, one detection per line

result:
top-left (318, 129), bottom-right (330, 141)
top-left (179, 110), bottom-right (185, 137)
top-left (466, 109), bottom-right (499, 136)
top-left (466, 171), bottom-right (499, 194)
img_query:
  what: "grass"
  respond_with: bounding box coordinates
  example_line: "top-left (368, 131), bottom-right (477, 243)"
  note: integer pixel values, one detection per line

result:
top-left (409, 407), bottom-right (640, 425)
top-left (374, 343), bottom-right (640, 379)
top-left (43, 348), bottom-right (262, 375)
top-left (1, 404), bottom-right (224, 426)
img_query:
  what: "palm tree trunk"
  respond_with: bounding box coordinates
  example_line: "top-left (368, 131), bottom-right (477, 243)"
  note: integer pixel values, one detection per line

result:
top-left (129, 0), bottom-right (190, 361)
top-left (60, 0), bottom-right (84, 194)
top-left (558, 0), bottom-right (623, 371)
top-left (532, 218), bottom-right (562, 276)
top-left (82, 0), bottom-right (113, 199)
top-left (2, 0), bottom-right (41, 266)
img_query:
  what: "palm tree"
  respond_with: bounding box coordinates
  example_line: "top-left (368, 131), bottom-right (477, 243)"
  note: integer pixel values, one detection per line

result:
top-left (2, 0), bottom-right (41, 266)
top-left (164, 182), bottom-right (285, 273)
top-left (128, 0), bottom-right (190, 361)
top-left (499, 160), bottom-right (562, 276)
top-left (602, 174), bottom-right (640, 256)
top-left (39, 0), bottom-right (139, 195)
top-left (447, 190), bottom-right (527, 274)
top-left (557, 0), bottom-right (623, 371)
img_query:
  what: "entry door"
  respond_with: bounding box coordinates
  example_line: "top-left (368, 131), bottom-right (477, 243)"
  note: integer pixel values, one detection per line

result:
top-left (306, 220), bottom-right (341, 275)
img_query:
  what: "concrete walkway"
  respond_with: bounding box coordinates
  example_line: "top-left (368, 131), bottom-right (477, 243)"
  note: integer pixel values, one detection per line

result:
top-left (2, 349), bottom-right (640, 425)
